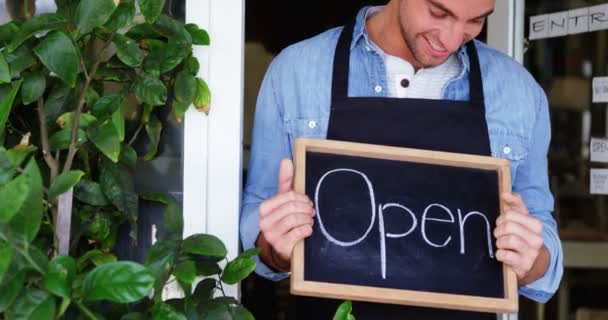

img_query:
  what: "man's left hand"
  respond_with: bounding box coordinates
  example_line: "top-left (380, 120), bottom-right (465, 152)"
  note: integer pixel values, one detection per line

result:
top-left (494, 192), bottom-right (549, 285)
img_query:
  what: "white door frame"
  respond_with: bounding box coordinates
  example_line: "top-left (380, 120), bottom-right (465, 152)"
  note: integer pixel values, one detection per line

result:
top-left (184, 0), bottom-right (245, 299)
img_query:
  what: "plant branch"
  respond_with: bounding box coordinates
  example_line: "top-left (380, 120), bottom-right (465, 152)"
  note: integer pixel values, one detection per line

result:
top-left (75, 300), bottom-right (98, 320)
top-left (37, 97), bottom-right (59, 181)
top-left (127, 121), bottom-right (145, 147)
top-left (63, 33), bottom-right (116, 173)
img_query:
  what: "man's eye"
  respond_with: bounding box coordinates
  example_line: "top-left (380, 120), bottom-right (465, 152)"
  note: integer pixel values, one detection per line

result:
top-left (429, 9), bottom-right (447, 18)
top-left (471, 18), bottom-right (485, 25)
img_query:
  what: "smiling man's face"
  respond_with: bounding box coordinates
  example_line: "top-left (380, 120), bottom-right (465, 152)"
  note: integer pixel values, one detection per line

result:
top-left (396, 0), bottom-right (495, 69)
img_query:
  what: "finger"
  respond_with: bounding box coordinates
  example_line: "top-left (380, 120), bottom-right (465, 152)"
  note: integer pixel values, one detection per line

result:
top-left (277, 224), bottom-right (314, 260)
top-left (494, 219), bottom-right (544, 249)
top-left (259, 191), bottom-right (312, 217)
top-left (277, 158), bottom-right (294, 194)
top-left (259, 201), bottom-right (315, 231)
top-left (495, 234), bottom-right (529, 252)
top-left (495, 249), bottom-right (525, 275)
top-left (496, 210), bottom-right (543, 235)
top-left (271, 212), bottom-right (314, 238)
top-left (501, 192), bottom-right (529, 214)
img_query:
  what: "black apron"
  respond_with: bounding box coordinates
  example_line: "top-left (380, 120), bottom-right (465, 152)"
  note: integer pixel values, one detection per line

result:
top-left (288, 20), bottom-right (498, 320)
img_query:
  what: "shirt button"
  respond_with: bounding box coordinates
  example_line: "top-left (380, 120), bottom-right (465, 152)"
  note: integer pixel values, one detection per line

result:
top-left (400, 78), bottom-right (410, 88)
top-left (308, 120), bottom-right (317, 129)
top-left (374, 85), bottom-right (383, 93)
top-left (503, 146), bottom-right (511, 155)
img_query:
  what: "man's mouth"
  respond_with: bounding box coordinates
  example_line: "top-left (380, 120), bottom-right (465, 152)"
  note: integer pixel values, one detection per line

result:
top-left (424, 36), bottom-right (449, 58)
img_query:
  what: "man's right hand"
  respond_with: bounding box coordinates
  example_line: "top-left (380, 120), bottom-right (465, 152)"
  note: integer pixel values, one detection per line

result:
top-left (256, 158), bottom-right (315, 270)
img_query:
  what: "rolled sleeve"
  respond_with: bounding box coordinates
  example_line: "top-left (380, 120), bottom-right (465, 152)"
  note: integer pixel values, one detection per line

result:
top-left (240, 57), bottom-right (292, 281)
top-left (514, 85), bottom-right (563, 301)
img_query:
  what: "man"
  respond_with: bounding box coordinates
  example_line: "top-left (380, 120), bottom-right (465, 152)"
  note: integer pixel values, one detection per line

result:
top-left (241, 0), bottom-right (563, 318)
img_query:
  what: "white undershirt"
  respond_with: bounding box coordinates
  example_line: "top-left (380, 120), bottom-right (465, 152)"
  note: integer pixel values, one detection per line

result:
top-left (383, 52), bottom-right (462, 99)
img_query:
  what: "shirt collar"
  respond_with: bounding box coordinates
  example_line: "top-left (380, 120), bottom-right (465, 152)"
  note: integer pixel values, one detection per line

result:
top-left (351, 6), bottom-right (472, 73)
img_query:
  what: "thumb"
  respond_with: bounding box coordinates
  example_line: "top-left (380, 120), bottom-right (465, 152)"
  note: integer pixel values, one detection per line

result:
top-left (277, 158), bottom-right (294, 194)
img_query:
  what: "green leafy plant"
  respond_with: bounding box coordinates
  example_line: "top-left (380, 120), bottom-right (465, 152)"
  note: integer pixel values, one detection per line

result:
top-left (0, 0), bottom-right (257, 318)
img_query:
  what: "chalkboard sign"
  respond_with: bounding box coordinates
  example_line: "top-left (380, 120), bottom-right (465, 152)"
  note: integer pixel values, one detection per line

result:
top-left (290, 138), bottom-right (518, 314)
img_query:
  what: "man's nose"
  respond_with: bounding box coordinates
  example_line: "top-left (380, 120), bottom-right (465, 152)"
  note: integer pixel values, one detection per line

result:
top-left (439, 25), bottom-right (466, 53)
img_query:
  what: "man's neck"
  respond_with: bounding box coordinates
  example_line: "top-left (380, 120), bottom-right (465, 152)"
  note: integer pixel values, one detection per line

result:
top-left (366, 3), bottom-right (421, 70)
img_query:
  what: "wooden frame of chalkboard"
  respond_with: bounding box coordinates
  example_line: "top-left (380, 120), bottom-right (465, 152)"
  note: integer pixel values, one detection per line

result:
top-left (290, 138), bottom-right (518, 314)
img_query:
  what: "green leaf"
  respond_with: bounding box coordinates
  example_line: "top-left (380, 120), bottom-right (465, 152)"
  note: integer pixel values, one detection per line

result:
top-left (222, 256), bottom-right (256, 285)
top-left (6, 145), bottom-right (37, 169)
top-left (55, 0), bottom-right (79, 20)
top-left (0, 53), bottom-right (10, 83)
top-left (138, 0), bottom-right (166, 23)
top-left (48, 170), bottom-right (84, 199)
top-left (333, 300), bottom-right (356, 320)
top-left (33, 31), bottom-right (78, 87)
top-left (74, 179), bottom-right (111, 206)
top-left (194, 77), bottom-right (211, 114)
top-left (195, 261), bottom-right (221, 276)
top-left (144, 114), bottom-right (162, 161)
top-left (112, 101), bottom-right (125, 142)
top-left (49, 128), bottom-right (87, 151)
top-left (230, 304), bottom-right (255, 320)
top-left (7, 159), bottom-right (43, 243)
top-left (87, 120), bottom-right (121, 162)
top-left (0, 170), bottom-right (30, 223)
top-left (182, 234), bottom-right (227, 259)
top-left (125, 23), bottom-right (162, 40)
top-left (7, 13), bottom-right (67, 52)
top-left (77, 249), bottom-right (117, 271)
top-left (21, 72), bottom-right (46, 105)
top-left (139, 192), bottom-right (173, 205)
top-left (44, 83), bottom-right (72, 123)
top-left (135, 73), bottom-right (167, 106)
top-left (0, 147), bottom-right (15, 185)
top-left (4, 46), bottom-right (36, 78)
top-left (173, 260), bottom-right (196, 285)
top-left (0, 240), bottom-right (11, 283)
top-left (163, 198), bottom-right (183, 239)
top-left (172, 100), bottom-right (189, 123)
top-left (82, 261), bottom-right (154, 303)
top-left (192, 278), bottom-right (215, 305)
top-left (160, 40), bottom-right (190, 74)
top-left (0, 270), bottom-right (25, 312)
top-left (85, 213), bottom-right (111, 241)
top-left (121, 312), bottom-right (146, 320)
top-left (104, 1), bottom-right (136, 31)
top-left (0, 80), bottom-right (22, 135)
top-left (56, 112), bottom-right (98, 129)
top-left (145, 240), bottom-right (177, 281)
top-left (185, 24), bottom-right (210, 45)
top-left (0, 22), bottom-right (19, 46)
top-left (239, 248), bottom-right (261, 260)
top-left (153, 15), bottom-right (191, 43)
top-left (152, 302), bottom-right (186, 320)
top-left (184, 56), bottom-right (199, 75)
top-left (43, 255), bottom-right (76, 298)
top-left (100, 162), bottom-right (138, 219)
top-left (119, 145), bottom-right (138, 168)
top-left (91, 94), bottom-right (121, 119)
top-left (86, 87), bottom-right (100, 108)
top-left (5, 289), bottom-right (55, 320)
top-left (113, 34), bottom-right (144, 67)
top-left (174, 71), bottom-right (196, 105)
top-left (75, 0), bottom-right (118, 35)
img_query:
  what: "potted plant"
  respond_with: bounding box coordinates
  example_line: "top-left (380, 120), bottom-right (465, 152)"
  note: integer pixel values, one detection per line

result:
top-left (0, 0), bottom-right (259, 318)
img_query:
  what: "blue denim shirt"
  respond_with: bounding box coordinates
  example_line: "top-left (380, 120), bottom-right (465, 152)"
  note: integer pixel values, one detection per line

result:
top-left (241, 6), bottom-right (563, 303)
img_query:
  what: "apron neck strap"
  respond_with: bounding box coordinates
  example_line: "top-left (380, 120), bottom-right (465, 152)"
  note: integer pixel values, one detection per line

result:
top-left (331, 19), bottom-right (485, 103)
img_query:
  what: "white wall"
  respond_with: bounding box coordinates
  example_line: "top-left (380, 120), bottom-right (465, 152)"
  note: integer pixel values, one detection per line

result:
top-left (184, 0), bottom-right (245, 299)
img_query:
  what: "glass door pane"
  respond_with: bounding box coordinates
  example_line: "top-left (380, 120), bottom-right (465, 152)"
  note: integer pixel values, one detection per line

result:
top-left (524, 1), bottom-right (608, 319)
